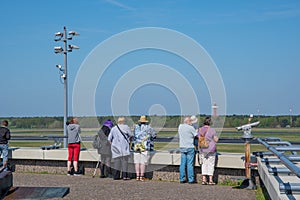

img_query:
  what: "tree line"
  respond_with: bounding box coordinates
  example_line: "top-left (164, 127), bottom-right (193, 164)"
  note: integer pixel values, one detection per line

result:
top-left (1, 115), bottom-right (299, 129)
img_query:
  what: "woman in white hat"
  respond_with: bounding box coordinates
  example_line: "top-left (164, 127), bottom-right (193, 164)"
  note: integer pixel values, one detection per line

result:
top-left (133, 116), bottom-right (156, 181)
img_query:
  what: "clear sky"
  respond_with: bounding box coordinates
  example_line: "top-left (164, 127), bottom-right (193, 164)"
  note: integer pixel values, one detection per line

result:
top-left (0, 0), bottom-right (299, 117)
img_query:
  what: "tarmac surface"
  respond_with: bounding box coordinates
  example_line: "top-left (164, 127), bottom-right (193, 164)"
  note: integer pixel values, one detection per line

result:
top-left (5, 172), bottom-right (257, 200)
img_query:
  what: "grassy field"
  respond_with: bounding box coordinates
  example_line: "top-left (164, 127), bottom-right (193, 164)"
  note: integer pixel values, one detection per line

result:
top-left (9, 128), bottom-right (300, 153)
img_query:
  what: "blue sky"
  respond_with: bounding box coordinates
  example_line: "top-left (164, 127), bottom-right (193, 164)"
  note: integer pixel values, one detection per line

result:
top-left (0, 0), bottom-right (300, 117)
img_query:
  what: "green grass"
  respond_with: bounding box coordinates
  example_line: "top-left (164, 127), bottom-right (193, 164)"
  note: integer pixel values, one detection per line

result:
top-left (9, 128), bottom-right (300, 153)
top-left (216, 144), bottom-right (267, 153)
top-left (9, 141), bottom-right (55, 148)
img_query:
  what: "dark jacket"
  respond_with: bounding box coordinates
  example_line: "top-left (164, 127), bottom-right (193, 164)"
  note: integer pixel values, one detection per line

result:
top-left (0, 127), bottom-right (11, 144)
top-left (97, 126), bottom-right (111, 155)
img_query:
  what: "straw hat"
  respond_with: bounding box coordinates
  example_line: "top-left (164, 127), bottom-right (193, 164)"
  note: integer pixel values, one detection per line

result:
top-left (138, 116), bottom-right (148, 123)
top-left (190, 115), bottom-right (198, 124)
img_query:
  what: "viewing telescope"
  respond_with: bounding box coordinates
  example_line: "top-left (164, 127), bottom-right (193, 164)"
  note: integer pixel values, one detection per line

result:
top-left (236, 121), bottom-right (260, 140)
top-left (236, 121), bottom-right (260, 131)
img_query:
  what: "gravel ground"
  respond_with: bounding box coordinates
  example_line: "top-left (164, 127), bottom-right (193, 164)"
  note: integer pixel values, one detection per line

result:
top-left (5, 173), bottom-right (256, 200)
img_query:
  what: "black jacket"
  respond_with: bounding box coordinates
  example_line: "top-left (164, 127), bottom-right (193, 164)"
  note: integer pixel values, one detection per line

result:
top-left (0, 127), bottom-right (10, 144)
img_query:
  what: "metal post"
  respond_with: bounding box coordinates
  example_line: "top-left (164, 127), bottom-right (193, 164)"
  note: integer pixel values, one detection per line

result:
top-left (63, 26), bottom-right (68, 148)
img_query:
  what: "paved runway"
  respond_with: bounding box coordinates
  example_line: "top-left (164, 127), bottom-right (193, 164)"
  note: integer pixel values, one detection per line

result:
top-left (5, 173), bottom-right (256, 200)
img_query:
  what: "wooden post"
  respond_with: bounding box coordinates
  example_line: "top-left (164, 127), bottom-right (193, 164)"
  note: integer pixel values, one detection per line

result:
top-left (245, 141), bottom-right (251, 178)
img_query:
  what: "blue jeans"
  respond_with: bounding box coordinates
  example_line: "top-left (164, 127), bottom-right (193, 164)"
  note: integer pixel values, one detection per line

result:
top-left (180, 148), bottom-right (195, 183)
top-left (0, 144), bottom-right (9, 170)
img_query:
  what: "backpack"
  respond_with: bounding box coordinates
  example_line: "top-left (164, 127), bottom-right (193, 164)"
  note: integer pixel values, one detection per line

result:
top-left (198, 127), bottom-right (210, 149)
top-left (92, 134), bottom-right (101, 149)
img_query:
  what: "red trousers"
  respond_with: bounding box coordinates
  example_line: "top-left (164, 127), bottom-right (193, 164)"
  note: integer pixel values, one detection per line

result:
top-left (68, 143), bottom-right (80, 161)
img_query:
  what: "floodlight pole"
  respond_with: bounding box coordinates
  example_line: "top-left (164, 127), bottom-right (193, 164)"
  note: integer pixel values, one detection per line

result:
top-left (63, 26), bottom-right (68, 149)
top-left (54, 26), bottom-right (79, 148)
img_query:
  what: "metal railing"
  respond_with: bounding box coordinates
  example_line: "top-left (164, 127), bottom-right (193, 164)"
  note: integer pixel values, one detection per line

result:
top-left (256, 137), bottom-right (300, 194)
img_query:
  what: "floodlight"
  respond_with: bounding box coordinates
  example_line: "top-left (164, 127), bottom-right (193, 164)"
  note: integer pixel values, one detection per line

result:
top-left (56, 64), bottom-right (62, 69)
top-left (68, 44), bottom-right (80, 49)
top-left (55, 32), bottom-right (63, 37)
top-left (54, 46), bottom-right (63, 53)
top-left (68, 31), bottom-right (79, 36)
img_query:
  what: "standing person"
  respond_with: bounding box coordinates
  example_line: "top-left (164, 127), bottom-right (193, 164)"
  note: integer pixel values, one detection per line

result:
top-left (133, 116), bottom-right (156, 181)
top-left (190, 115), bottom-right (199, 149)
top-left (190, 115), bottom-right (199, 131)
top-left (108, 117), bottom-right (133, 180)
top-left (67, 117), bottom-right (82, 176)
top-left (0, 120), bottom-right (11, 172)
top-left (199, 116), bottom-right (219, 185)
top-left (178, 116), bottom-right (197, 184)
top-left (97, 119), bottom-right (113, 178)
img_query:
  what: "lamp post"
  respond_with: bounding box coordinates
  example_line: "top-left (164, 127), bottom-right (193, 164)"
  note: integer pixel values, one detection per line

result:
top-left (54, 26), bottom-right (79, 148)
top-left (290, 107), bottom-right (293, 127)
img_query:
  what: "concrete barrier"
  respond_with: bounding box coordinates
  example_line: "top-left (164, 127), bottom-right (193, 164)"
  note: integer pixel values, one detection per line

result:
top-left (8, 148), bottom-right (245, 169)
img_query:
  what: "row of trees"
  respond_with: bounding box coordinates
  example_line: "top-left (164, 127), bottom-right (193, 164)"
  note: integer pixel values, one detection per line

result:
top-left (1, 115), bottom-right (299, 129)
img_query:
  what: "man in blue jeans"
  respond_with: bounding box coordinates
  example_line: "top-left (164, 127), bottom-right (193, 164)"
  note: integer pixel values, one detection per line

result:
top-left (0, 120), bottom-right (11, 172)
top-left (178, 116), bottom-right (197, 184)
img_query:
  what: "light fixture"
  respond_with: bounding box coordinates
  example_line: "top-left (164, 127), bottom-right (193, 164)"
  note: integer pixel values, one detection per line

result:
top-left (68, 44), bottom-right (80, 49)
top-left (54, 46), bottom-right (63, 53)
top-left (56, 64), bottom-right (62, 69)
top-left (68, 31), bottom-right (79, 36)
top-left (55, 32), bottom-right (63, 37)
top-left (54, 32), bottom-right (64, 42)
top-left (61, 74), bottom-right (66, 79)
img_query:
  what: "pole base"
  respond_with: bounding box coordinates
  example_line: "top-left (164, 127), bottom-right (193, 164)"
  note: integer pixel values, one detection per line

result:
top-left (234, 178), bottom-right (256, 190)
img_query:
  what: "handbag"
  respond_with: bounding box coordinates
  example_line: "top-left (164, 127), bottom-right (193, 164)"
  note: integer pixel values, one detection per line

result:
top-left (198, 153), bottom-right (204, 165)
top-left (198, 127), bottom-right (210, 149)
top-left (134, 135), bottom-right (149, 152)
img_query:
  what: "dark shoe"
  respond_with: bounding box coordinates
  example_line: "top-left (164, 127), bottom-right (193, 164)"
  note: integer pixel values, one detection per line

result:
top-left (180, 181), bottom-right (187, 184)
top-left (100, 175), bottom-right (106, 178)
top-left (67, 171), bottom-right (73, 176)
top-left (74, 171), bottom-right (82, 176)
top-left (188, 181), bottom-right (196, 184)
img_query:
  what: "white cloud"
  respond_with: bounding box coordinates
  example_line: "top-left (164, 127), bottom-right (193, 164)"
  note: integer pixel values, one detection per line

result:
top-left (104, 0), bottom-right (135, 11)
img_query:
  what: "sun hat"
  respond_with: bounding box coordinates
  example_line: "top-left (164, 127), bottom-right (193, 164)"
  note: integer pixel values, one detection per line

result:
top-left (138, 116), bottom-right (149, 123)
top-left (103, 119), bottom-right (113, 128)
top-left (190, 115), bottom-right (198, 124)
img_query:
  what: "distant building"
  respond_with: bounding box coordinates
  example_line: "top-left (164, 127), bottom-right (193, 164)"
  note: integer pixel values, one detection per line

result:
top-left (212, 103), bottom-right (218, 117)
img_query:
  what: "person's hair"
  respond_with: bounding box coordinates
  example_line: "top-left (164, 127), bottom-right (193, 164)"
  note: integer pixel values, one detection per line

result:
top-left (2, 120), bottom-right (8, 127)
top-left (203, 117), bottom-right (212, 126)
top-left (118, 117), bottom-right (125, 124)
top-left (70, 117), bottom-right (78, 124)
top-left (183, 116), bottom-right (191, 124)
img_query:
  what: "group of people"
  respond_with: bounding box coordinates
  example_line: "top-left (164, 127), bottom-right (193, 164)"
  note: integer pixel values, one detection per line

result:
top-left (90, 116), bottom-right (156, 181)
top-left (178, 116), bottom-right (219, 185)
top-left (95, 116), bottom-right (156, 180)
top-left (1, 115), bottom-right (218, 185)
